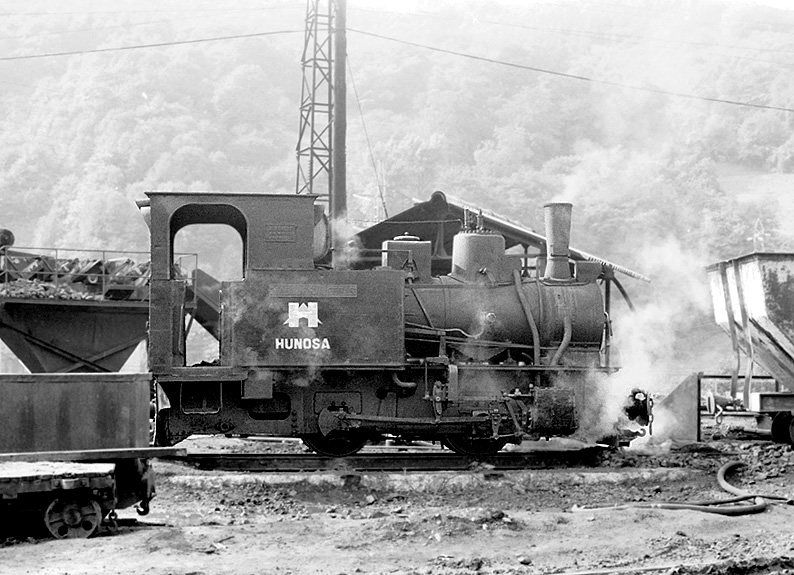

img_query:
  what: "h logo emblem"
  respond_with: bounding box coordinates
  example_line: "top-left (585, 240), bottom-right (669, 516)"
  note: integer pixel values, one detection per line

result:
top-left (284, 302), bottom-right (322, 328)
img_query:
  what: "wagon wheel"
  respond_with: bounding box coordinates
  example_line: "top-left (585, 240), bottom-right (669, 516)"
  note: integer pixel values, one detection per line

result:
top-left (789, 416), bottom-right (794, 446)
top-left (301, 432), bottom-right (368, 457)
top-left (43, 495), bottom-right (102, 539)
top-left (442, 434), bottom-right (507, 457)
top-left (771, 411), bottom-right (793, 444)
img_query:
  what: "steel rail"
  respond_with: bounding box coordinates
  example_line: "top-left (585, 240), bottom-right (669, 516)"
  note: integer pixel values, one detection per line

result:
top-left (162, 447), bottom-right (607, 473)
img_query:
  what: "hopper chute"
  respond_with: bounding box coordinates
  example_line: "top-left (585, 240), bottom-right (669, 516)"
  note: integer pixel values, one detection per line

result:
top-left (707, 253), bottom-right (794, 413)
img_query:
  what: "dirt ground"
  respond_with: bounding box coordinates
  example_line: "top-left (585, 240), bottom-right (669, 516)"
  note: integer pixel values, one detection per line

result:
top-left (2, 432), bottom-right (794, 575)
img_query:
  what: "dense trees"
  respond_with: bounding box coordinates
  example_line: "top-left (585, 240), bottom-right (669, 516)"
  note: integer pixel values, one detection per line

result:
top-left (0, 0), bottom-right (791, 279)
top-left (0, 0), bottom-right (792, 375)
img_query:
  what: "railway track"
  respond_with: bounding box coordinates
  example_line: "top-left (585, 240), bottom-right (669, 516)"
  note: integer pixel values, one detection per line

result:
top-left (162, 446), bottom-right (608, 473)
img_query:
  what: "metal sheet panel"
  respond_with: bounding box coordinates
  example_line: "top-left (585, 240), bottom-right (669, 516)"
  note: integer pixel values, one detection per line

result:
top-left (707, 254), bottom-right (794, 387)
top-left (758, 257), bottom-right (794, 337)
top-left (148, 279), bottom-right (187, 371)
top-left (749, 392), bottom-right (794, 413)
top-left (222, 269), bottom-right (405, 367)
top-left (0, 299), bottom-right (148, 373)
top-left (0, 373), bottom-right (150, 454)
top-left (656, 373), bottom-right (700, 442)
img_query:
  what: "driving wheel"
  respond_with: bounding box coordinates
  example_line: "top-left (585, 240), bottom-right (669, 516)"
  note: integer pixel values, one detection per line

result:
top-left (301, 433), bottom-right (368, 457)
top-left (442, 434), bottom-right (507, 457)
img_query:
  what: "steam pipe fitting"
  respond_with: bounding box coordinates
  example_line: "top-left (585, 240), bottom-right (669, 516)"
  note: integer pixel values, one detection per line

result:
top-left (392, 373), bottom-right (417, 390)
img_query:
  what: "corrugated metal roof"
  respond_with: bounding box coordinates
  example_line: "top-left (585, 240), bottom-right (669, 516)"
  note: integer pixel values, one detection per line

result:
top-left (355, 191), bottom-right (649, 282)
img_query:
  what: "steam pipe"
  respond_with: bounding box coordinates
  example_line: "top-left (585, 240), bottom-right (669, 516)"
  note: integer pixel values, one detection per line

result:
top-left (549, 316), bottom-right (572, 366)
top-left (513, 269), bottom-right (540, 367)
top-left (408, 286), bottom-right (435, 329)
top-left (612, 277), bottom-right (635, 311)
top-left (543, 202), bottom-right (572, 281)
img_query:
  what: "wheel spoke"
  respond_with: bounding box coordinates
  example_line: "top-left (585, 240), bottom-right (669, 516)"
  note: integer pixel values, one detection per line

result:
top-left (43, 496), bottom-right (102, 539)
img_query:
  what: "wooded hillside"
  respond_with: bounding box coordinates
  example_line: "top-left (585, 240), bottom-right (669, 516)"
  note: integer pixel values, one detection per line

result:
top-left (2, 0), bottom-right (793, 375)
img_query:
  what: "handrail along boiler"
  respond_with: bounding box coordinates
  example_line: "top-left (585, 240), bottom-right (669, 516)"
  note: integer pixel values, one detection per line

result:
top-left (141, 191), bottom-right (650, 456)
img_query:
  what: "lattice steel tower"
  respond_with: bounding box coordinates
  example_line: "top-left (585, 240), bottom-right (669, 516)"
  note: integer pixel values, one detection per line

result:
top-left (295, 0), bottom-right (346, 224)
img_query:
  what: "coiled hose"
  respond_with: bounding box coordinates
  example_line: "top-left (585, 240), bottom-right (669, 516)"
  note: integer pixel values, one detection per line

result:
top-left (573, 461), bottom-right (793, 516)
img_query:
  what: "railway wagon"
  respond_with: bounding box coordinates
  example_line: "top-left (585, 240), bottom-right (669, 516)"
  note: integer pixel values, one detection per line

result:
top-left (0, 373), bottom-right (181, 538)
top-left (141, 191), bottom-right (650, 457)
top-left (707, 253), bottom-right (794, 443)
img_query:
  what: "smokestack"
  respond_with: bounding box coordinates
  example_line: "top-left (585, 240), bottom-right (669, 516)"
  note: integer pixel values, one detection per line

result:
top-left (543, 202), bottom-right (572, 281)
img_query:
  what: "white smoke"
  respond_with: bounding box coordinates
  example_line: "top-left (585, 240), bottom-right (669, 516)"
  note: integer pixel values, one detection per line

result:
top-left (610, 237), bottom-right (716, 444)
top-left (611, 237), bottom-right (713, 386)
top-left (574, 236), bottom-right (716, 443)
top-left (330, 215), bottom-right (365, 268)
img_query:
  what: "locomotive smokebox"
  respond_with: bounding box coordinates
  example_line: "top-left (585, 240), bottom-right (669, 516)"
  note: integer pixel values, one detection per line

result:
top-left (543, 202), bottom-right (573, 281)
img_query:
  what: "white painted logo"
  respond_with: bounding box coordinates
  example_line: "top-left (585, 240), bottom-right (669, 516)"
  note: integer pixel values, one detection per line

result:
top-left (284, 302), bottom-right (322, 328)
top-left (275, 337), bottom-right (331, 350)
top-left (278, 302), bottom-right (330, 351)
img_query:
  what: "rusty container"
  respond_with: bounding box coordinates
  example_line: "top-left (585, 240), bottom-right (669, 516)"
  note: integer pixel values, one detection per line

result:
top-left (0, 373), bottom-right (150, 453)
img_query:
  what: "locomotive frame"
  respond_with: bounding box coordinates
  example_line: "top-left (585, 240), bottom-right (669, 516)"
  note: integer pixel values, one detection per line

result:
top-left (143, 191), bottom-right (650, 457)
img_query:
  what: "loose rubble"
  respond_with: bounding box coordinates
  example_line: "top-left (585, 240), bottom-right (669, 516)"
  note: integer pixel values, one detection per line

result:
top-left (0, 278), bottom-right (105, 300)
top-left (1, 436), bottom-right (793, 574)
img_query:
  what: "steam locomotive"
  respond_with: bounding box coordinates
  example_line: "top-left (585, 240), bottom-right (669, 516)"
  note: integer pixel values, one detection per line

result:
top-left (140, 191), bottom-right (650, 457)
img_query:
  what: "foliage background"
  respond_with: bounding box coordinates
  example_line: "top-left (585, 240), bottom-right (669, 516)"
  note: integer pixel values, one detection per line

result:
top-left (2, 0), bottom-right (794, 381)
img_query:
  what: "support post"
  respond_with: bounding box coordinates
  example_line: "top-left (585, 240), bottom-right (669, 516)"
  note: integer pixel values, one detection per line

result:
top-left (330, 0), bottom-right (347, 266)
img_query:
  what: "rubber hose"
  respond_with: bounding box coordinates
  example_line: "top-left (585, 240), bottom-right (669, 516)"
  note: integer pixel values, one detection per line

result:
top-left (715, 460), bottom-right (793, 504)
top-left (572, 461), bottom-right (792, 516)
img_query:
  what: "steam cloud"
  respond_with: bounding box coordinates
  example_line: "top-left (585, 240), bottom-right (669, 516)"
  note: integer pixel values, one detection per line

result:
top-left (330, 215), bottom-right (366, 268)
top-left (591, 237), bottom-right (717, 446)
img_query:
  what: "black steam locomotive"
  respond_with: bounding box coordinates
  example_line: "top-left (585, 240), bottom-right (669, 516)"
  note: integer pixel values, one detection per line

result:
top-left (140, 191), bottom-right (650, 456)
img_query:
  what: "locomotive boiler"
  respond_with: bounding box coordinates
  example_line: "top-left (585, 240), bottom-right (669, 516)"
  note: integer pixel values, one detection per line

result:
top-left (142, 191), bottom-right (649, 456)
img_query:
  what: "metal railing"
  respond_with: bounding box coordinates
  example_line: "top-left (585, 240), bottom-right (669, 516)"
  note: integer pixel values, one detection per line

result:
top-left (0, 246), bottom-right (197, 302)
